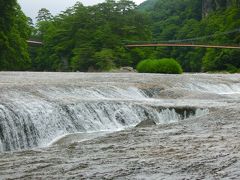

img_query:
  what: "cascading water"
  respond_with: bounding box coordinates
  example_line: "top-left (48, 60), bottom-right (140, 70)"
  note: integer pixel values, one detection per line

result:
top-left (185, 82), bottom-right (240, 94)
top-left (0, 85), bottom-right (207, 152)
top-left (1, 73), bottom-right (240, 179)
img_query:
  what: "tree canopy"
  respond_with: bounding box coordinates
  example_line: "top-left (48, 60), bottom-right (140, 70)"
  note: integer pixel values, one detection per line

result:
top-left (31, 0), bottom-right (151, 71)
top-left (138, 0), bottom-right (240, 72)
top-left (0, 0), bottom-right (31, 70)
top-left (1, 0), bottom-right (240, 72)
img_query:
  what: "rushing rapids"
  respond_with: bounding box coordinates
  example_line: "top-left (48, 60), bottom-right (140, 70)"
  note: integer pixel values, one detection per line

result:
top-left (0, 81), bottom-right (208, 152)
top-left (0, 72), bottom-right (240, 179)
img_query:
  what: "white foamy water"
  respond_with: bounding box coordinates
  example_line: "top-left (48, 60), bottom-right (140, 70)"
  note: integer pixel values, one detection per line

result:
top-left (0, 84), bottom-right (207, 152)
top-left (1, 72), bottom-right (239, 153)
top-left (1, 73), bottom-right (240, 179)
top-left (186, 82), bottom-right (240, 94)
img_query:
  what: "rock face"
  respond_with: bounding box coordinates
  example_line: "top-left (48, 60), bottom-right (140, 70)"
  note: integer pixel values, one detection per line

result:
top-left (135, 119), bottom-right (157, 128)
top-left (202, 0), bottom-right (240, 16)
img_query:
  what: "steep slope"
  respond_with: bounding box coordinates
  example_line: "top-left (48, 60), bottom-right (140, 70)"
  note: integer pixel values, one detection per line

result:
top-left (139, 0), bottom-right (240, 16)
top-left (138, 0), bottom-right (158, 11)
top-left (202, 0), bottom-right (240, 16)
top-left (137, 0), bottom-right (240, 72)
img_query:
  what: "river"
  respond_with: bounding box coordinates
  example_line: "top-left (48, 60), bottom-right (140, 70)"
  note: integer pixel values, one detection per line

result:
top-left (0, 72), bottom-right (239, 179)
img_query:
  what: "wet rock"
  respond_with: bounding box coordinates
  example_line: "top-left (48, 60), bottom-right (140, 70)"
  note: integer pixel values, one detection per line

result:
top-left (136, 119), bottom-right (157, 128)
top-left (120, 66), bottom-right (136, 72)
top-left (110, 67), bottom-right (136, 73)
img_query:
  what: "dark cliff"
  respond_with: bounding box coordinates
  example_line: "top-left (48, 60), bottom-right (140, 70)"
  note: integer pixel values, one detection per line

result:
top-left (202, 0), bottom-right (240, 16)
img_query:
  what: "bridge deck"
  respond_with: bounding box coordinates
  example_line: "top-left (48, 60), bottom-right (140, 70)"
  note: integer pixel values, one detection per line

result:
top-left (125, 43), bottom-right (240, 49)
top-left (27, 40), bottom-right (43, 45)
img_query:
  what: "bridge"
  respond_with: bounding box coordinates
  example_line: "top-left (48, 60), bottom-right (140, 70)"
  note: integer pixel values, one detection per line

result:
top-left (27, 40), bottom-right (43, 45)
top-left (27, 40), bottom-right (240, 49)
top-left (125, 43), bottom-right (240, 49)
top-left (125, 28), bottom-right (240, 49)
top-left (27, 28), bottom-right (240, 49)
top-left (28, 40), bottom-right (240, 49)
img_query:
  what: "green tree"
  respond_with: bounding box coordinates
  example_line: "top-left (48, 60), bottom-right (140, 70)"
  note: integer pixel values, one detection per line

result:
top-left (138, 0), bottom-right (240, 72)
top-left (31, 0), bottom-right (151, 72)
top-left (94, 49), bottom-right (116, 71)
top-left (36, 8), bottom-right (53, 22)
top-left (0, 0), bottom-right (31, 70)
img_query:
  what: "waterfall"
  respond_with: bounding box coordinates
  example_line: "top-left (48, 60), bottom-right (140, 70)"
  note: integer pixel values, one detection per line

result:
top-left (185, 82), bottom-right (240, 94)
top-left (0, 85), bottom-right (207, 152)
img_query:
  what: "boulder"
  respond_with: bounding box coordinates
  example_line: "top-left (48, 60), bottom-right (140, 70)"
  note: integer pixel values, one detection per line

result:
top-left (136, 119), bottom-right (157, 128)
top-left (120, 66), bottom-right (136, 72)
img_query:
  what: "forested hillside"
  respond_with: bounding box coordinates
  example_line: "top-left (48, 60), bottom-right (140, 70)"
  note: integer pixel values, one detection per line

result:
top-left (1, 0), bottom-right (240, 72)
top-left (138, 0), bottom-right (240, 72)
top-left (202, 0), bottom-right (240, 16)
top-left (30, 1), bottom-right (151, 71)
top-left (0, 0), bottom-right (31, 70)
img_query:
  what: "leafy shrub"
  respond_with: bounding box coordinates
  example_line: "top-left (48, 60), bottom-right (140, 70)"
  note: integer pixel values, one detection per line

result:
top-left (136, 58), bottom-right (183, 74)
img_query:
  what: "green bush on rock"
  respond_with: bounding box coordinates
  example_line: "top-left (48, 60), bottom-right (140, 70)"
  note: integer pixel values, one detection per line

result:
top-left (136, 58), bottom-right (183, 74)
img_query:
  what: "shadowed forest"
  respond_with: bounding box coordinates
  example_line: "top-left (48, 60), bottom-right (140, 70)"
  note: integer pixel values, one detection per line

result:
top-left (1, 0), bottom-right (240, 72)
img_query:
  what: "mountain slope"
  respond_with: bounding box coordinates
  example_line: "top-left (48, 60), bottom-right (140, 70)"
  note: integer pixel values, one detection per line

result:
top-left (202, 0), bottom-right (240, 16)
top-left (137, 0), bottom-right (240, 72)
top-left (138, 0), bottom-right (157, 11)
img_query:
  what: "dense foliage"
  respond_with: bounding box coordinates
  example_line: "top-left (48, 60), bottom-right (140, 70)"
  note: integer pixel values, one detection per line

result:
top-left (31, 1), bottom-right (151, 71)
top-left (137, 58), bottom-right (183, 74)
top-left (0, 0), bottom-right (31, 70)
top-left (1, 0), bottom-right (240, 72)
top-left (138, 0), bottom-right (240, 72)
